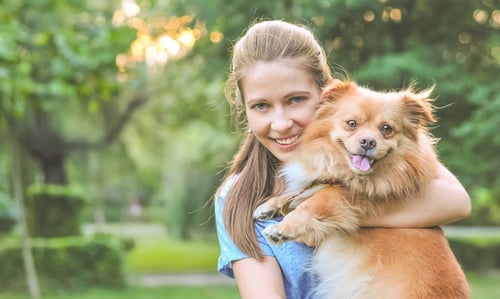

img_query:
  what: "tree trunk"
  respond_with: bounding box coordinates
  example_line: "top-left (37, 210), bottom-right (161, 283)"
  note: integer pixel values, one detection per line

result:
top-left (12, 129), bottom-right (41, 299)
top-left (22, 110), bottom-right (81, 237)
top-left (23, 111), bottom-right (68, 185)
top-left (40, 155), bottom-right (68, 185)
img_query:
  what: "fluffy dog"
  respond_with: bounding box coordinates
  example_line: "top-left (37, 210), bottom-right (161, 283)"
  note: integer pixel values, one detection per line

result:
top-left (254, 80), bottom-right (470, 298)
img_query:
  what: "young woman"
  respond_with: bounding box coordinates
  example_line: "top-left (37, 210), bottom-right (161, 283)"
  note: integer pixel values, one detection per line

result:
top-left (214, 19), bottom-right (471, 299)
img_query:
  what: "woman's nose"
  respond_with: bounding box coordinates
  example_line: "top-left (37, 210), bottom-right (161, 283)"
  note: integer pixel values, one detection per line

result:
top-left (271, 113), bottom-right (293, 131)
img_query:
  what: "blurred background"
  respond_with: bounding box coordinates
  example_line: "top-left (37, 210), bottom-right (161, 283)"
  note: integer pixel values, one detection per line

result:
top-left (0, 0), bottom-right (498, 298)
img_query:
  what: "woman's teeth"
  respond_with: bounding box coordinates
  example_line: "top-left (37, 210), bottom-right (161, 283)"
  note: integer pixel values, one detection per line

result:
top-left (275, 135), bottom-right (299, 145)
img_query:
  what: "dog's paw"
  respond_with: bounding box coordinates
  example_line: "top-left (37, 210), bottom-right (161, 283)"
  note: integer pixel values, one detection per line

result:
top-left (262, 224), bottom-right (294, 245)
top-left (253, 202), bottom-right (279, 220)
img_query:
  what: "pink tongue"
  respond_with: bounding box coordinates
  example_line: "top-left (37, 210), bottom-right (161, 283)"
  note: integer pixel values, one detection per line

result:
top-left (352, 155), bottom-right (371, 171)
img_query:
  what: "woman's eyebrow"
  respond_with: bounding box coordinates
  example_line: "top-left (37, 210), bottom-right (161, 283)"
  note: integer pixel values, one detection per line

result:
top-left (245, 97), bottom-right (266, 105)
top-left (284, 90), bottom-right (311, 97)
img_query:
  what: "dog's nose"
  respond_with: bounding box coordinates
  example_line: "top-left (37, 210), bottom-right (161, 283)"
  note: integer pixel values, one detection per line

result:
top-left (360, 136), bottom-right (377, 150)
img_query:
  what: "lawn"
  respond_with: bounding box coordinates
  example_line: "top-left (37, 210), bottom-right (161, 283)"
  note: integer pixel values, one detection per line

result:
top-left (1, 224), bottom-right (498, 298)
top-left (467, 271), bottom-right (500, 299)
top-left (0, 285), bottom-right (240, 299)
top-left (0, 273), bottom-right (499, 299)
top-left (125, 237), bottom-right (220, 273)
top-left (83, 223), bottom-right (220, 273)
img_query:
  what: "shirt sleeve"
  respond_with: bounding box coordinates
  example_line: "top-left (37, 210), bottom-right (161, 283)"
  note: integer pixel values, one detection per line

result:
top-left (214, 176), bottom-right (274, 278)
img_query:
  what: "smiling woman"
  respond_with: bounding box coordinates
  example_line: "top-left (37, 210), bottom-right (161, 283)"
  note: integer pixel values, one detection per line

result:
top-left (243, 60), bottom-right (321, 163)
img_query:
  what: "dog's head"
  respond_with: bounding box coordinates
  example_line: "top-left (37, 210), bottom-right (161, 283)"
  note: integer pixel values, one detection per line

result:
top-left (312, 80), bottom-right (436, 176)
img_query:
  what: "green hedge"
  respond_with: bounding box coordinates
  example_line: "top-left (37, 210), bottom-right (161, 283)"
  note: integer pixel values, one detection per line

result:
top-left (27, 184), bottom-right (86, 238)
top-left (0, 235), bottom-right (128, 292)
top-left (449, 237), bottom-right (500, 271)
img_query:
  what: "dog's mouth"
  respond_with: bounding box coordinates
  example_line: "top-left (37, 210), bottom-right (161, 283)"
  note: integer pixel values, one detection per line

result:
top-left (339, 140), bottom-right (377, 172)
top-left (351, 154), bottom-right (375, 171)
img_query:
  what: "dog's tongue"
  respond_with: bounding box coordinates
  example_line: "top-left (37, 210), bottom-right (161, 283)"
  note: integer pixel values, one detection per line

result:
top-left (352, 155), bottom-right (371, 171)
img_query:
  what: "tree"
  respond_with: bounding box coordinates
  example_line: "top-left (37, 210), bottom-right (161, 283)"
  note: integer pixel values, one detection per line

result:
top-left (0, 0), bottom-right (146, 187)
top-left (0, 0), bottom-right (177, 233)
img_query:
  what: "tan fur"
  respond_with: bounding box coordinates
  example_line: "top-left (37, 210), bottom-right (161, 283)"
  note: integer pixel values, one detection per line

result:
top-left (254, 81), bottom-right (470, 298)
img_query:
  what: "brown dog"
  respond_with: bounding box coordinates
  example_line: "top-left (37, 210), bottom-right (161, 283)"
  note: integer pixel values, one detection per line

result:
top-left (254, 80), bottom-right (470, 298)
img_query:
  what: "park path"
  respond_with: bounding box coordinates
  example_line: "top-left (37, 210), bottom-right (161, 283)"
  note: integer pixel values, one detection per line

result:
top-left (134, 273), bottom-right (235, 287)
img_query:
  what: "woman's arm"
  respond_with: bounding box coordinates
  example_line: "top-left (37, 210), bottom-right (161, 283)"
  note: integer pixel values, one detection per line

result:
top-left (362, 162), bottom-right (471, 228)
top-left (233, 256), bottom-right (286, 299)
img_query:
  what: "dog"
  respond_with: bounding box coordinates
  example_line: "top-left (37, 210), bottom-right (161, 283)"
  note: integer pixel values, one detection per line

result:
top-left (254, 80), bottom-right (470, 298)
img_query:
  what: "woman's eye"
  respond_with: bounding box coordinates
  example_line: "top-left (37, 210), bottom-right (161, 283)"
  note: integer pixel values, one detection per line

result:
top-left (290, 96), bottom-right (305, 104)
top-left (346, 119), bottom-right (357, 128)
top-left (253, 103), bottom-right (268, 111)
top-left (381, 124), bottom-right (393, 136)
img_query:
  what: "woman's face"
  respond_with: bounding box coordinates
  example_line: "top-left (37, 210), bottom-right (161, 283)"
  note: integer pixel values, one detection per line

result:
top-left (242, 60), bottom-right (321, 162)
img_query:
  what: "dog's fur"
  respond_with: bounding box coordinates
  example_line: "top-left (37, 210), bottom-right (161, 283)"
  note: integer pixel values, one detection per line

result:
top-left (254, 80), bottom-right (470, 298)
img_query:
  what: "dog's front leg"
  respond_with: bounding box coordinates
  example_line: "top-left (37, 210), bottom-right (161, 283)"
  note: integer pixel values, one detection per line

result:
top-left (253, 194), bottom-right (290, 220)
top-left (262, 185), bottom-right (359, 246)
top-left (254, 184), bottom-right (325, 220)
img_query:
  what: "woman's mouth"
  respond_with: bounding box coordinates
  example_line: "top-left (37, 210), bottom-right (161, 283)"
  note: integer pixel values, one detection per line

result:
top-left (275, 135), bottom-right (299, 145)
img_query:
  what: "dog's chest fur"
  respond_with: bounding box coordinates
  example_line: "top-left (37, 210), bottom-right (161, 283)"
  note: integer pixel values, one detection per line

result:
top-left (312, 237), bottom-right (375, 299)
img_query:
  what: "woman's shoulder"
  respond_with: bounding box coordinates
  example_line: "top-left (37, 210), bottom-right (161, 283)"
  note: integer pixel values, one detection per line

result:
top-left (215, 174), bottom-right (239, 203)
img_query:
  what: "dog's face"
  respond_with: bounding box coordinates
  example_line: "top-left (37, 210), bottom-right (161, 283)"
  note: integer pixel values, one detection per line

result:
top-left (308, 80), bottom-right (435, 176)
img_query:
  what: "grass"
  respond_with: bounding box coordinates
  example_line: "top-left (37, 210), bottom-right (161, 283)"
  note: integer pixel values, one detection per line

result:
top-left (125, 237), bottom-right (219, 273)
top-left (0, 273), bottom-right (499, 299)
top-left (82, 223), bottom-right (220, 273)
top-left (0, 285), bottom-right (240, 299)
top-left (468, 271), bottom-right (500, 299)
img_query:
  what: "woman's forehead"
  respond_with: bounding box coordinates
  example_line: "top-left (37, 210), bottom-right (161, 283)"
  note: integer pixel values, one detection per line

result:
top-left (242, 60), bottom-right (318, 101)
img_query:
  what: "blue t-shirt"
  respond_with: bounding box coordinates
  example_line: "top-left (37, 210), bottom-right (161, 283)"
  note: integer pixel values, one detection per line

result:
top-left (215, 176), bottom-right (317, 299)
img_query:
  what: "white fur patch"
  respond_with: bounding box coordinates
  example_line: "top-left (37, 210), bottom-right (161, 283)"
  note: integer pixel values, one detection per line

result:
top-left (281, 161), bottom-right (314, 194)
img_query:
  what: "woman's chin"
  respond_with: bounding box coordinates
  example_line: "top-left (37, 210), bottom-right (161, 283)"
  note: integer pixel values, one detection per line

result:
top-left (272, 144), bottom-right (299, 162)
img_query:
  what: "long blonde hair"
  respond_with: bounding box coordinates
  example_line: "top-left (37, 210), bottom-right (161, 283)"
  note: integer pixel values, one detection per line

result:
top-left (218, 20), bottom-right (332, 258)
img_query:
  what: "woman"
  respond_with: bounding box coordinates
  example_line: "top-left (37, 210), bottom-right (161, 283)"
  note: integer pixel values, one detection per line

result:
top-left (214, 19), bottom-right (470, 299)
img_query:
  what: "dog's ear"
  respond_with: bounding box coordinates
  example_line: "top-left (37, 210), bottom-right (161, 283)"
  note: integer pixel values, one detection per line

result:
top-left (315, 80), bottom-right (355, 119)
top-left (403, 85), bottom-right (436, 128)
top-left (315, 80), bottom-right (356, 120)
top-left (320, 80), bottom-right (355, 103)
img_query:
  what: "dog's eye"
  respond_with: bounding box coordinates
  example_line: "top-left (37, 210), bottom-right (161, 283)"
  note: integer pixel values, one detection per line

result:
top-left (346, 119), bottom-right (357, 129)
top-left (381, 124), bottom-right (394, 136)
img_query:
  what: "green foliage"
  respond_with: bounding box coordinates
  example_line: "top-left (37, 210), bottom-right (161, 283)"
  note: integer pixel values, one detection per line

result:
top-left (449, 236), bottom-right (500, 272)
top-left (459, 188), bottom-right (500, 226)
top-left (0, 192), bottom-right (17, 233)
top-left (27, 183), bottom-right (86, 200)
top-left (0, 236), bottom-right (127, 292)
top-left (0, 0), bottom-right (135, 119)
top-left (0, 192), bottom-right (16, 217)
top-left (26, 186), bottom-right (86, 237)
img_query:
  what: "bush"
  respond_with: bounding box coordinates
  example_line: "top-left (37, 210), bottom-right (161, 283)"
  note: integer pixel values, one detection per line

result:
top-left (26, 184), bottom-right (86, 237)
top-left (0, 191), bottom-right (18, 233)
top-left (458, 188), bottom-right (500, 226)
top-left (0, 235), bottom-right (127, 292)
top-left (449, 237), bottom-right (500, 271)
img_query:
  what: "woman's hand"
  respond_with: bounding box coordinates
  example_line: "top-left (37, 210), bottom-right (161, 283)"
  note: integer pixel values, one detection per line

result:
top-left (362, 162), bottom-right (471, 228)
top-left (233, 256), bottom-right (287, 299)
